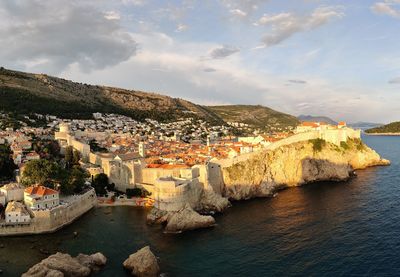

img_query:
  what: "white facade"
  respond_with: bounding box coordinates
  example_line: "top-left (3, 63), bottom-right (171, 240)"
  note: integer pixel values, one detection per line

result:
top-left (0, 193), bottom-right (5, 206)
top-left (152, 176), bottom-right (202, 212)
top-left (0, 183), bottom-right (24, 202)
top-left (5, 201), bottom-right (31, 224)
top-left (24, 186), bottom-right (60, 210)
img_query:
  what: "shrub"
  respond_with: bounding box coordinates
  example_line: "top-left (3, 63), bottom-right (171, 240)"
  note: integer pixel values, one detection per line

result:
top-left (310, 138), bottom-right (326, 152)
top-left (340, 141), bottom-right (349, 150)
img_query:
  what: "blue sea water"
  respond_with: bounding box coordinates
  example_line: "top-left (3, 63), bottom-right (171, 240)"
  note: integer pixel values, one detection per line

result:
top-left (1, 135), bottom-right (399, 276)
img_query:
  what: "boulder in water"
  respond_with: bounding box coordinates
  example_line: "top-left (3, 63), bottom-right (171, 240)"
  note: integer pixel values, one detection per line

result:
top-left (22, 252), bottom-right (106, 277)
top-left (123, 246), bottom-right (160, 277)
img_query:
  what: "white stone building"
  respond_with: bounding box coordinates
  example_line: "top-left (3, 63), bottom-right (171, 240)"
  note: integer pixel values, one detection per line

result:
top-left (0, 192), bottom-right (5, 206)
top-left (0, 183), bottom-right (24, 202)
top-left (5, 201), bottom-right (31, 224)
top-left (24, 186), bottom-right (60, 210)
top-left (152, 176), bottom-right (202, 212)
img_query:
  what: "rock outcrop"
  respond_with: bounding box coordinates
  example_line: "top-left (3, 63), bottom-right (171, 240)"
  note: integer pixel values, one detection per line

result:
top-left (165, 205), bottom-right (216, 233)
top-left (22, 252), bottom-right (107, 277)
top-left (123, 246), bottom-right (160, 277)
top-left (147, 204), bottom-right (216, 233)
top-left (197, 189), bottom-right (231, 213)
top-left (222, 138), bottom-right (390, 200)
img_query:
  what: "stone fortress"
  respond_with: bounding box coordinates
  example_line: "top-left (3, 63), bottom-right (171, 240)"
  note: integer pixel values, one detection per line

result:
top-left (55, 121), bottom-right (361, 212)
top-left (55, 123), bottom-right (223, 212)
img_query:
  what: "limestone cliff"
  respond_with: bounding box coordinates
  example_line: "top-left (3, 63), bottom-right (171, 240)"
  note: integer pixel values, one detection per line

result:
top-left (221, 138), bottom-right (390, 200)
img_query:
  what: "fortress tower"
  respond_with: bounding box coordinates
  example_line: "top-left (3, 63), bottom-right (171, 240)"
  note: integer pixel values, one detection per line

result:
top-left (139, 142), bottom-right (145, 158)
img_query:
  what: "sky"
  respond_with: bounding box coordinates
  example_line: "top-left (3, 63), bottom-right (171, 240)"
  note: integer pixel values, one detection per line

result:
top-left (1, 0), bottom-right (400, 123)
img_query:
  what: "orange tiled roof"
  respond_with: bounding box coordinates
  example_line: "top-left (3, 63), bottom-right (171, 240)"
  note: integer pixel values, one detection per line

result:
top-left (25, 185), bottom-right (58, 196)
top-left (301, 122), bottom-right (319, 127)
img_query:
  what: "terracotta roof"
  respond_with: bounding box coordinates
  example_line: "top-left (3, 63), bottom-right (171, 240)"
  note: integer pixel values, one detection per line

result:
top-left (301, 122), bottom-right (319, 127)
top-left (25, 185), bottom-right (58, 196)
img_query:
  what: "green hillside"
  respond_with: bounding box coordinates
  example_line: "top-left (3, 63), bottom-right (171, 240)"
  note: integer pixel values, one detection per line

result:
top-left (207, 105), bottom-right (300, 131)
top-left (365, 121), bottom-right (400, 134)
top-left (0, 67), bottom-right (222, 123)
top-left (0, 67), bottom-right (300, 131)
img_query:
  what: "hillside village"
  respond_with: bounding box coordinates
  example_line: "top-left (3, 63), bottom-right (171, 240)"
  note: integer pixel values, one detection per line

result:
top-left (0, 111), bottom-right (360, 235)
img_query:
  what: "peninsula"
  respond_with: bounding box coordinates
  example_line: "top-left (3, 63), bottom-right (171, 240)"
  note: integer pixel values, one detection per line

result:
top-left (365, 121), bottom-right (400, 135)
top-left (0, 69), bottom-right (390, 236)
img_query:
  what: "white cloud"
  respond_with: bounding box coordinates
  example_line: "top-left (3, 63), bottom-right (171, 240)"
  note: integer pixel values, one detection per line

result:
top-left (175, 24), bottom-right (189, 32)
top-left (59, 31), bottom-right (388, 122)
top-left (230, 9), bottom-right (247, 17)
top-left (371, 1), bottom-right (400, 17)
top-left (254, 12), bottom-right (292, 26)
top-left (104, 11), bottom-right (121, 20)
top-left (221, 0), bottom-right (269, 17)
top-left (208, 45), bottom-right (240, 59)
top-left (121, 0), bottom-right (147, 6)
top-left (0, 0), bottom-right (137, 73)
top-left (255, 6), bottom-right (344, 48)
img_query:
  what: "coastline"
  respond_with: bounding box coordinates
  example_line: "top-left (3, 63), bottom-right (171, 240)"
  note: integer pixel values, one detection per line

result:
top-left (364, 132), bottom-right (400, 136)
top-left (0, 189), bottom-right (97, 237)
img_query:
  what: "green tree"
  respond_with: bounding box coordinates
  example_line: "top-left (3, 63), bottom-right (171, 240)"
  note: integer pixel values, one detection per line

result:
top-left (64, 146), bottom-right (73, 168)
top-left (72, 150), bottom-right (81, 165)
top-left (92, 173), bottom-right (109, 195)
top-left (22, 159), bottom-right (64, 187)
top-left (0, 143), bottom-right (17, 181)
top-left (61, 166), bottom-right (88, 195)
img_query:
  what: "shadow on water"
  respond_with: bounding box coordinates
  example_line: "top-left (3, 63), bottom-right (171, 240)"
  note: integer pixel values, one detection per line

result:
top-left (2, 135), bottom-right (400, 276)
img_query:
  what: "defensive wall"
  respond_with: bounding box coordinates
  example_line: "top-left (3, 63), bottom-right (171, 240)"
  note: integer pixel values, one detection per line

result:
top-left (0, 188), bottom-right (97, 236)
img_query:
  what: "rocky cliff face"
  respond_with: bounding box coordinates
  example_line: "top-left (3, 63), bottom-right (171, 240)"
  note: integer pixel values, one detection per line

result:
top-left (221, 139), bottom-right (389, 200)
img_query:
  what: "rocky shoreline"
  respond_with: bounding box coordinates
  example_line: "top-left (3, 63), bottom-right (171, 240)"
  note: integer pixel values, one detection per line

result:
top-left (148, 139), bottom-right (390, 233)
top-left (22, 246), bottom-right (161, 277)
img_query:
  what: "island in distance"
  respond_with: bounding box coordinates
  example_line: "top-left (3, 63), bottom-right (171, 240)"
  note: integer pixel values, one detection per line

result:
top-left (0, 68), bottom-right (391, 276)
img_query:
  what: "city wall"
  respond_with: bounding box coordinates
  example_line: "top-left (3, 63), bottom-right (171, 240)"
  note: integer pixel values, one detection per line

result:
top-left (0, 189), bottom-right (97, 236)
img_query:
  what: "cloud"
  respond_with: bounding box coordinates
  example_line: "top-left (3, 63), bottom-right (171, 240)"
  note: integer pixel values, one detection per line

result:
top-left (288, 79), bottom-right (307, 84)
top-left (58, 31), bottom-right (390, 123)
top-left (388, 77), bottom-right (400, 83)
top-left (203, 67), bottom-right (217, 72)
top-left (230, 9), bottom-right (247, 17)
top-left (208, 45), bottom-right (240, 59)
top-left (104, 11), bottom-right (121, 20)
top-left (0, 0), bottom-right (137, 73)
top-left (254, 12), bottom-right (292, 26)
top-left (175, 24), bottom-right (189, 32)
top-left (221, 0), bottom-right (269, 18)
top-left (255, 6), bottom-right (344, 48)
top-left (121, 0), bottom-right (146, 6)
top-left (371, 1), bottom-right (400, 17)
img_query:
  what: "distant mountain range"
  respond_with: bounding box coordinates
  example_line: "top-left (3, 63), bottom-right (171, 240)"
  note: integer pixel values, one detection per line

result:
top-left (298, 115), bottom-right (337, 125)
top-left (349, 122), bottom-right (383, 130)
top-left (0, 67), bottom-right (299, 130)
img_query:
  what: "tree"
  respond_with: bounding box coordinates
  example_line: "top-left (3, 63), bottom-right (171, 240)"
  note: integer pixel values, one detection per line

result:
top-left (22, 159), bottom-right (64, 187)
top-left (0, 144), bottom-right (17, 181)
top-left (61, 166), bottom-right (88, 195)
top-left (72, 150), bottom-right (81, 165)
top-left (92, 173), bottom-right (109, 195)
top-left (64, 146), bottom-right (73, 167)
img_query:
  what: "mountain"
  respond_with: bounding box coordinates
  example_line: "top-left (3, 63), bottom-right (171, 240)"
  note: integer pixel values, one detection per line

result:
top-left (348, 122), bottom-right (383, 130)
top-left (0, 67), bottom-right (299, 130)
top-left (0, 67), bottom-right (222, 123)
top-left (365, 121), bottom-right (400, 134)
top-left (208, 105), bottom-right (300, 130)
top-left (298, 115), bottom-right (337, 125)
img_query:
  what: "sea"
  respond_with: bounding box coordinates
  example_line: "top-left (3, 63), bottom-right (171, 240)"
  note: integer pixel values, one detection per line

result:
top-left (1, 135), bottom-right (400, 276)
